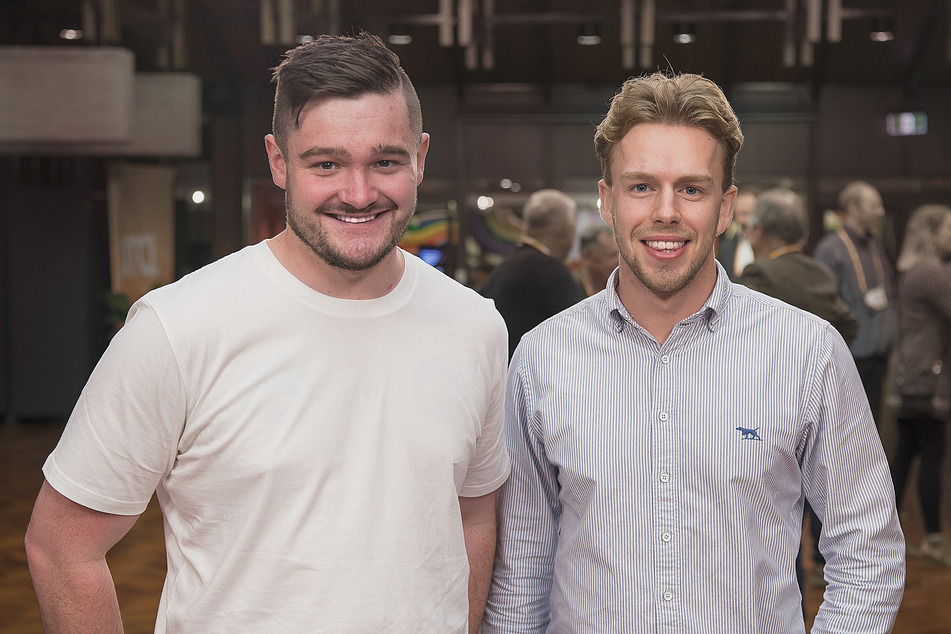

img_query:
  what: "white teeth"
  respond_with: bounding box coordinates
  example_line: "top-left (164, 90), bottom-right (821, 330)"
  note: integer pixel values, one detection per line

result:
top-left (335, 214), bottom-right (378, 224)
top-left (646, 240), bottom-right (685, 251)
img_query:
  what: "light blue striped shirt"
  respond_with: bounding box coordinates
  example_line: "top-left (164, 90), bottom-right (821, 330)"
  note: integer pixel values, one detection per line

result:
top-left (483, 264), bottom-right (904, 634)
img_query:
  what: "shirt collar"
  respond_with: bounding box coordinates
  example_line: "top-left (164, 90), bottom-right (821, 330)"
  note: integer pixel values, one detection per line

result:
top-left (603, 261), bottom-right (732, 335)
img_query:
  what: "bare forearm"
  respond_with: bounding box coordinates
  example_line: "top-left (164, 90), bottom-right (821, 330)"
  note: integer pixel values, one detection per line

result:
top-left (460, 492), bottom-right (498, 634)
top-left (25, 481), bottom-right (138, 634)
top-left (28, 555), bottom-right (124, 633)
top-left (466, 521), bottom-right (496, 633)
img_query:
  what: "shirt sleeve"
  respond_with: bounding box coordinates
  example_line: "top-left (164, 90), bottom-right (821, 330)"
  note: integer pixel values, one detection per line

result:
top-left (460, 315), bottom-right (512, 498)
top-left (801, 326), bottom-right (905, 633)
top-left (42, 299), bottom-right (187, 515)
top-left (483, 351), bottom-right (560, 633)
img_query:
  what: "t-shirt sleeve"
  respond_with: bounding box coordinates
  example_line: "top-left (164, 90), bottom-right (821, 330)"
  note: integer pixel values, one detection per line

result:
top-left (43, 299), bottom-right (187, 515)
top-left (459, 310), bottom-right (511, 497)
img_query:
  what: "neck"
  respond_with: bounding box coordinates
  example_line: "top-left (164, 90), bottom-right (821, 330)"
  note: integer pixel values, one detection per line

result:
top-left (616, 259), bottom-right (718, 345)
top-left (267, 230), bottom-right (404, 299)
top-left (767, 243), bottom-right (801, 259)
top-left (842, 215), bottom-right (868, 236)
top-left (753, 235), bottom-right (796, 260)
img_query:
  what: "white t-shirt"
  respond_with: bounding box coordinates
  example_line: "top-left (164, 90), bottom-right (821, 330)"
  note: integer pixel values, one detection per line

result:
top-left (44, 242), bottom-right (511, 633)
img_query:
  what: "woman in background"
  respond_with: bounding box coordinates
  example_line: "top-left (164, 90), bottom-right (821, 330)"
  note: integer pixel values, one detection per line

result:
top-left (890, 204), bottom-right (951, 565)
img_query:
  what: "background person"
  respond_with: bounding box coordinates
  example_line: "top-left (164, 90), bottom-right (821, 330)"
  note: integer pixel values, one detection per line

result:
top-left (739, 186), bottom-right (858, 343)
top-left (715, 188), bottom-right (756, 279)
top-left (576, 223), bottom-right (619, 297)
top-left (814, 180), bottom-right (897, 427)
top-left (480, 189), bottom-right (585, 358)
top-left (889, 204), bottom-right (951, 566)
top-left (24, 33), bottom-right (509, 633)
top-left (483, 72), bottom-right (904, 634)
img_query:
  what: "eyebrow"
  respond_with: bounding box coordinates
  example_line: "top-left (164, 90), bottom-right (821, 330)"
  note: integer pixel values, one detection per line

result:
top-left (298, 144), bottom-right (412, 161)
top-left (619, 171), bottom-right (716, 188)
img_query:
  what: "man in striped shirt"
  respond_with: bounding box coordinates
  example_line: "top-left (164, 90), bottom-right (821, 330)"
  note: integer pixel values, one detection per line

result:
top-left (483, 72), bottom-right (904, 634)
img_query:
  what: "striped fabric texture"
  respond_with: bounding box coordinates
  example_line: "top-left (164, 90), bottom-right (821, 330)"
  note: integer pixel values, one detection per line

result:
top-left (483, 264), bottom-right (905, 634)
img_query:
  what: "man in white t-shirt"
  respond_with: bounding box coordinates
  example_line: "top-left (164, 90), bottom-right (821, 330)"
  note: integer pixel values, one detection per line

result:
top-left (25, 32), bottom-right (510, 633)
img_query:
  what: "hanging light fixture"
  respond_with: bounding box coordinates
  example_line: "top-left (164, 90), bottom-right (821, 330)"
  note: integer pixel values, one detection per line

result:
top-left (577, 22), bottom-right (602, 46)
top-left (388, 23), bottom-right (412, 46)
top-left (869, 17), bottom-right (894, 42)
top-left (673, 23), bottom-right (696, 44)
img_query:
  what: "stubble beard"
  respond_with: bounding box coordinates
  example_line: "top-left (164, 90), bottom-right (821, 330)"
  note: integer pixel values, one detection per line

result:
top-left (618, 226), bottom-right (715, 296)
top-left (285, 192), bottom-right (415, 272)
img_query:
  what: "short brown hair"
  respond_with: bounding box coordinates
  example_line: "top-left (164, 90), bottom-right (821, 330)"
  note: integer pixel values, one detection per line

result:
top-left (594, 72), bottom-right (744, 191)
top-left (271, 32), bottom-right (422, 154)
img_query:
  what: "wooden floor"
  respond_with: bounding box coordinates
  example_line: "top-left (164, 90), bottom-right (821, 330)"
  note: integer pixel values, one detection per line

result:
top-left (1, 418), bottom-right (950, 633)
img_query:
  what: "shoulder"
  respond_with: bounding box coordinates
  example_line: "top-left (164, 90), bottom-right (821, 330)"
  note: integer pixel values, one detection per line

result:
top-left (408, 253), bottom-right (507, 327)
top-left (728, 281), bottom-right (832, 333)
top-left (813, 232), bottom-right (843, 255)
top-left (516, 294), bottom-right (604, 353)
top-left (146, 243), bottom-right (264, 307)
top-left (903, 259), bottom-right (951, 291)
top-left (735, 259), bottom-right (774, 293)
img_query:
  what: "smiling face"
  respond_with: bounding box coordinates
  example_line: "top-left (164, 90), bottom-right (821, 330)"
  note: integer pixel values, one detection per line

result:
top-left (265, 90), bottom-right (428, 274)
top-left (599, 123), bottom-right (736, 305)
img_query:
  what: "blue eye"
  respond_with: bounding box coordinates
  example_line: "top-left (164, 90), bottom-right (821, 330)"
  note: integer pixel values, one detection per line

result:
top-left (633, 184), bottom-right (648, 192)
top-left (684, 186), bottom-right (699, 195)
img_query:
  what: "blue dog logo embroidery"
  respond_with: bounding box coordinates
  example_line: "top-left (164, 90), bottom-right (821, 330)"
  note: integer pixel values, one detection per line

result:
top-left (736, 426), bottom-right (763, 441)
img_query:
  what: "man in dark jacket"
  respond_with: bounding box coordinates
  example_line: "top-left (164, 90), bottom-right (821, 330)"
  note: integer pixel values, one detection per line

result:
top-left (739, 187), bottom-right (858, 344)
top-left (481, 189), bottom-right (585, 358)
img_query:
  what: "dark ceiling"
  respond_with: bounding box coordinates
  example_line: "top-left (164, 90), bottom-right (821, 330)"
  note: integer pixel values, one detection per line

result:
top-left (3, 0), bottom-right (951, 98)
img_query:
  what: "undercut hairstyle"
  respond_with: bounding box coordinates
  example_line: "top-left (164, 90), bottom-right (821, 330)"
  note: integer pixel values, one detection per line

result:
top-left (897, 204), bottom-right (951, 272)
top-left (594, 72), bottom-right (744, 191)
top-left (270, 31), bottom-right (423, 155)
top-left (748, 187), bottom-right (810, 246)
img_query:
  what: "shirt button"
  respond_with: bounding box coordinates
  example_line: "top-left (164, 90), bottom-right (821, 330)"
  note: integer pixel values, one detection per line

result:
top-left (660, 472), bottom-right (670, 483)
top-left (659, 412), bottom-right (669, 422)
top-left (662, 532), bottom-right (672, 542)
top-left (663, 590), bottom-right (673, 601)
top-left (661, 354), bottom-right (670, 364)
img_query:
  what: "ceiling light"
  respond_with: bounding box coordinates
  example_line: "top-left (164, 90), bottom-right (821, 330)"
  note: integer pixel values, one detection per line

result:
top-left (59, 29), bottom-right (84, 41)
top-left (388, 24), bottom-right (412, 46)
top-left (577, 23), bottom-right (601, 46)
top-left (869, 17), bottom-right (894, 42)
top-left (673, 23), bottom-right (696, 44)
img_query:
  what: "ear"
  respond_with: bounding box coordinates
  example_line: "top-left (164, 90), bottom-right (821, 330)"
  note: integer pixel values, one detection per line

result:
top-left (264, 134), bottom-right (287, 190)
top-left (598, 180), bottom-right (614, 228)
top-left (717, 185), bottom-right (738, 236)
top-left (415, 133), bottom-right (430, 186)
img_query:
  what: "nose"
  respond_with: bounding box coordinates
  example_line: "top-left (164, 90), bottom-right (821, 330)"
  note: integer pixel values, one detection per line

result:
top-left (337, 169), bottom-right (378, 210)
top-left (651, 188), bottom-right (681, 224)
